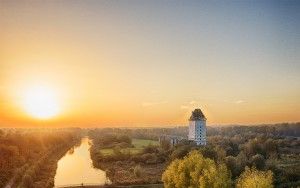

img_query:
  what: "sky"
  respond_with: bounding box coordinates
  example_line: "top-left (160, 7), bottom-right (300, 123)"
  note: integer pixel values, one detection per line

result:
top-left (0, 0), bottom-right (299, 127)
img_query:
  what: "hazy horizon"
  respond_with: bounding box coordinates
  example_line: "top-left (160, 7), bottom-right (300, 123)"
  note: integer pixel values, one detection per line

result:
top-left (1, 0), bottom-right (300, 127)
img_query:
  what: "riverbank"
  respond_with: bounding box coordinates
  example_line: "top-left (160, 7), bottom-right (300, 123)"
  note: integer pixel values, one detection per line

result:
top-left (16, 137), bottom-right (81, 188)
top-left (99, 161), bottom-right (166, 185)
top-left (1, 129), bottom-right (82, 188)
top-left (88, 131), bottom-right (169, 186)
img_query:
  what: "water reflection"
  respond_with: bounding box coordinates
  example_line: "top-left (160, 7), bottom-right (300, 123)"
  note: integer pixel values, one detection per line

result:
top-left (54, 137), bottom-right (109, 186)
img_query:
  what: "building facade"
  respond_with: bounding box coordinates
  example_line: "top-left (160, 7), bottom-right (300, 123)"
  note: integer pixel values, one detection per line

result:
top-left (188, 109), bottom-right (207, 145)
top-left (159, 135), bottom-right (184, 147)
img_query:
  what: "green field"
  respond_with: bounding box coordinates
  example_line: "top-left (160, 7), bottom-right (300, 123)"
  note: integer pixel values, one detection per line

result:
top-left (99, 138), bottom-right (159, 156)
top-left (132, 138), bottom-right (159, 148)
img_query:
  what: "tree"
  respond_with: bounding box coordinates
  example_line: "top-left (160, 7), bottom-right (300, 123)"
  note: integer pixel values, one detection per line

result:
top-left (117, 134), bottom-right (132, 145)
top-left (244, 139), bottom-right (261, 157)
top-left (198, 145), bottom-right (217, 161)
top-left (214, 146), bottom-right (226, 162)
top-left (162, 150), bottom-right (231, 188)
top-left (236, 151), bottom-right (248, 173)
top-left (236, 167), bottom-right (274, 188)
top-left (170, 145), bottom-right (191, 160)
top-left (264, 139), bottom-right (278, 159)
top-left (160, 139), bottom-right (171, 150)
top-left (225, 156), bottom-right (239, 178)
top-left (250, 154), bottom-right (265, 170)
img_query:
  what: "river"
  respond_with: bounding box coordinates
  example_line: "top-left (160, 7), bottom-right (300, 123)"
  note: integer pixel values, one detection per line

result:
top-left (54, 137), bottom-right (110, 187)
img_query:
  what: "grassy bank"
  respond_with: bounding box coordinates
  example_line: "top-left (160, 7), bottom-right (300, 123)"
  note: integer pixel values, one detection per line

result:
top-left (99, 139), bottom-right (159, 156)
top-left (89, 131), bottom-right (168, 186)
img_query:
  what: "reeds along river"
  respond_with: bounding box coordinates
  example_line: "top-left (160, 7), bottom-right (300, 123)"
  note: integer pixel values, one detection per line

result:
top-left (54, 137), bottom-right (110, 187)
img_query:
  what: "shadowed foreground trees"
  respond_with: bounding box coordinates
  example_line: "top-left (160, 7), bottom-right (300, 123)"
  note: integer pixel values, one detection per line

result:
top-left (162, 150), bottom-right (232, 188)
top-left (162, 150), bottom-right (275, 188)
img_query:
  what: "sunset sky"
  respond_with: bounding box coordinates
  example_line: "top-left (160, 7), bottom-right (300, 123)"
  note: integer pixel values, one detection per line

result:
top-left (1, 1), bottom-right (299, 127)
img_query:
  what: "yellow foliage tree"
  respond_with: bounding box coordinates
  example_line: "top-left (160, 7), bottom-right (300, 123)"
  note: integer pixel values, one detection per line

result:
top-left (236, 167), bottom-right (274, 188)
top-left (162, 150), bottom-right (232, 188)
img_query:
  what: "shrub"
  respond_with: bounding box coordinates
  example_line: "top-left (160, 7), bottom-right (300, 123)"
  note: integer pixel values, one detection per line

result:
top-left (236, 166), bottom-right (274, 188)
top-left (134, 165), bottom-right (142, 177)
top-left (251, 154), bottom-right (265, 170)
top-left (22, 174), bottom-right (33, 188)
top-left (143, 145), bottom-right (159, 154)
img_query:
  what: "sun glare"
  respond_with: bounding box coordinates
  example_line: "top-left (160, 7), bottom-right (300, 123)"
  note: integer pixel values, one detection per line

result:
top-left (23, 86), bottom-right (60, 119)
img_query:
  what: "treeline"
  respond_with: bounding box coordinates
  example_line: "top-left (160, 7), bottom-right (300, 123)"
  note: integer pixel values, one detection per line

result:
top-left (207, 122), bottom-right (300, 137)
top-left (89, 132), bottom-right (133, 149)
top-left (88, 122), bottom-right (300, 141)
top-left (0, 128), bottom-right (81, 188)
top-left (88, 127), bottom-right (188, 141)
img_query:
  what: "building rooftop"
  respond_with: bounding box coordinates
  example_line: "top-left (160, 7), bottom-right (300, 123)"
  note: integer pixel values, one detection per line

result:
top-left (189, 108), bottom-right (206, 121)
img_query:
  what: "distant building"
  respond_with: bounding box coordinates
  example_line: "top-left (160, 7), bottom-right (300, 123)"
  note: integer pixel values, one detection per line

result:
top-left (188, 109), bottom-right (207, 145)
top-left (159, 135), bottom-right (184, 147)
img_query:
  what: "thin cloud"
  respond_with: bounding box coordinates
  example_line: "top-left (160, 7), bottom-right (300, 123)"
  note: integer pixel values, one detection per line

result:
top-left (189, 101), bottom-right (197, 105)
top-left (235, 100), bottom-right (245, 104)
top-left (180, 105), bottom-right (189, 109)
top-left (180, 100), bottom-right (199, 110)
top-left (142, 101), bottom-right (167, 107)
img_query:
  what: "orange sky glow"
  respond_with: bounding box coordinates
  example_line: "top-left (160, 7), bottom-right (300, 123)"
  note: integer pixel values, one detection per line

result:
top-left (0, 1), bottom-right (299, 127)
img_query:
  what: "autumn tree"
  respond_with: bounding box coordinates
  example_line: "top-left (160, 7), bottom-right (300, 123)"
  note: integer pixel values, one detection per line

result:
top-left (225, 156), bottom-right (239, 178)
top-left (162, 150), bottom-right (231, 188)
top-left (236, 167), bottom-right (274, 188)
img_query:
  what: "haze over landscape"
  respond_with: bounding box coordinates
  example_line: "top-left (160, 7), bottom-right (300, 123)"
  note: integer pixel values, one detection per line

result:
top-left (1, 1), bottom-right (300, 188)
top-left (1, 1), bottom-right (299, 127)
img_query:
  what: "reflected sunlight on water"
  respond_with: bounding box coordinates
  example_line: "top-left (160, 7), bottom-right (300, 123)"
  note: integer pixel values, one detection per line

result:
top-left (54, 137), bottom-right (109, 186)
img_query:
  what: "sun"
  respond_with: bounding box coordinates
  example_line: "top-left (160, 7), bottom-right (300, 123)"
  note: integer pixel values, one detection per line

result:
top-left (23, 86), bottom-right (60, 119)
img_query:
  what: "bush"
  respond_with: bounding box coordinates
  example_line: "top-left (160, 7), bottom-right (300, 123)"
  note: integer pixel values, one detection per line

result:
top-left (22, 174), bottom-right (33, 188)
top-left (251, 154), bottom-right (265, 170)
top-left (143, 145), bottom-right (159, 154)
top-left (113, 146), bottom-right (122, 156)
top-left (160, 140), bottom-right (171, 150)
top-left (170, 145), bottom-right (191, 160)
top-left (225, 156), bottom-right (240, 178)
top-left (134, 165), bottom-right (142, 177)
top-left (236, 166), bottom-right (273, 188)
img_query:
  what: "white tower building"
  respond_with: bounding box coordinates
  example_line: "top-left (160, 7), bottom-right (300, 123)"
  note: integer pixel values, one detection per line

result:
top-left (188, 109), bottom-right (207, 145)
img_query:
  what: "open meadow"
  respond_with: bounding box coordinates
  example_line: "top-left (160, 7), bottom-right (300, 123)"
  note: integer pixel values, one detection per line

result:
top-left (99, 139), bottom-right (159, 156)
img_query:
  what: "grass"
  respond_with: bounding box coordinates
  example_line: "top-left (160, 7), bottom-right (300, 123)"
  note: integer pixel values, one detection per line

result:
top-left (132, 138), bottom-right (159, 148)
top-left (99, 138), bottom-right (159, 156)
